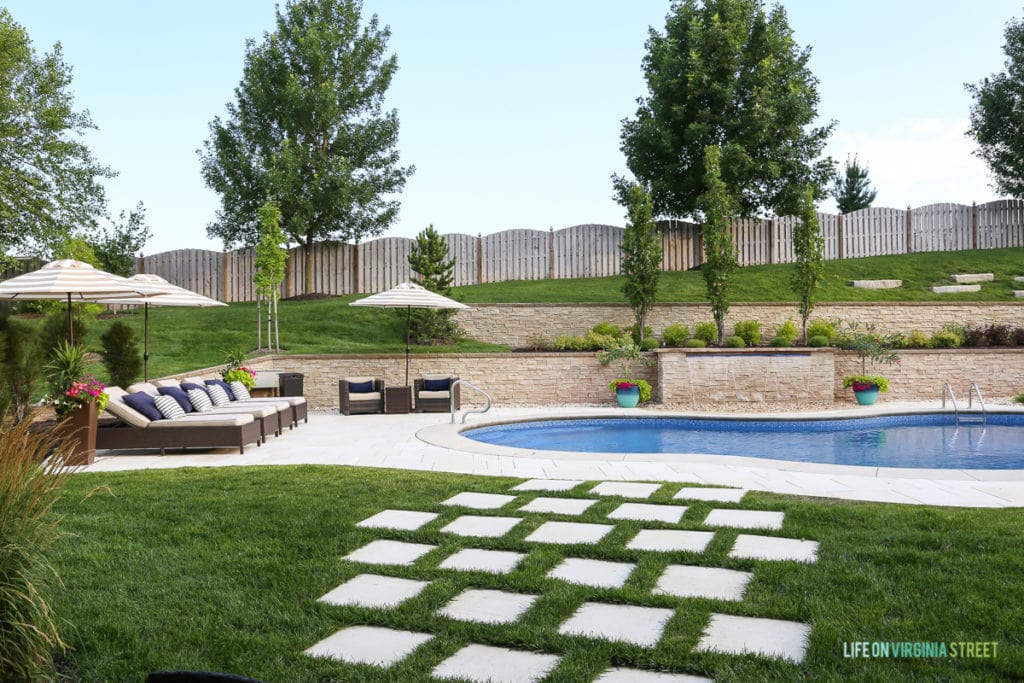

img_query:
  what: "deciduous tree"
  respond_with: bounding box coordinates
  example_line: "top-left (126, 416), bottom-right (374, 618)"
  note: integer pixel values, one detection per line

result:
top-left (616, 0), bottom-right (834, 218)
top-left (791, 186), bottom-right (825, 343)
top-left (699, 146), bottom-right (739, 345)
top-left (619, 184), bottom-right (661, 342)
top-left (200, 0), bottom-right (413, 294)
top-left (254, 201), bottom-right (288, 352)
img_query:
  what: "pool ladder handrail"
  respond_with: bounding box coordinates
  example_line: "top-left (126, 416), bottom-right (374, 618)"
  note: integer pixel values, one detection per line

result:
top-left (943, 382), bottom-right (986, 425)
top-left (450, 379), bottom-right (492, 424)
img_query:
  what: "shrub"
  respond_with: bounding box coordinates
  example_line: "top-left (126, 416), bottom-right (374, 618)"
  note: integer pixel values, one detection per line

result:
top-left (591, 322), bottom-right (621, 337)
top-left (662, 324), bottom-right (689, 347)
top-left (685, 339), bottom-right (706, 348)
top-left (585, 331), bottom-right (619, 350)
top-left (768, 335), bottom-right (790, 347)
top-left (931, 326), bottom-right (963, 348)
top-left (963, 326), bottom-right (988, 346)
top-left (886, 332), bottom-right (908, 349)
top-left (0, 317), bottom-right (44, 423)
top-left (639, 337), bottom-right (660, 351)
top-left (625, 323), bottom-right (653, 343)
top-left (733, 320), bottom-right (761, 346)
top-left (725, 335), bottom-right (746, 348)
top-left (694, 321), bottom-right (717, 345)
top-left (903, 330), bottom-right (931, 349)
top-left (552, 335), bottom-right (576, 351)
top-left (523, 334), bottom-right (549, 351)
top-left (808, 335), bottom-right (829, 347)
top-left (1015, 393), bottom-right (1024, 404)
top-left (986, 323), bottom-right (1013, 346)
top-left (806, 318), bottom-right (837, 342)
top-left (100, 321), bottom-right (143, 388)
top-left (774, 318), bottom-right (798, 344)
top-left (40, 310), bottom-right (86, 360)
top-left (0, 415), bottom-right (75, 679)
top-left (1014, 327), bottom-right (1024, 346)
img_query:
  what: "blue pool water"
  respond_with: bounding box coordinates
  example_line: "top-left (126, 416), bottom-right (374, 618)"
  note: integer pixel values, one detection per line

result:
top-left (464, 414), bottom-right (1024, 469)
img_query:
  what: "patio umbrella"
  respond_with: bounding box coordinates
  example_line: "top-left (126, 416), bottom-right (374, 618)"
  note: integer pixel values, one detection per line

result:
top-left (95, 274), bottom-right (227, 382)
top-left (349, 281), bottom-right (468, 385)
top-left (0, 259), bottom-right (162, 344)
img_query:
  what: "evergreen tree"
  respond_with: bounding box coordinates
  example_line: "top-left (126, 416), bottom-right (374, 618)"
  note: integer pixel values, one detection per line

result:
top-left (407, 225), bottom-right (461, 344)
top-left (619, 184), bottom-right (661, 341)
top-left (966, 15), bottom-right (1024, 197)
top-left (200, 0), bottom-right (414, 294)
top-left (832, 155), bottom-right (878, 214)
top-left (699, 146), bottom-right (739, 345)
top-left (791, 186), bottom-right (825, 342)
top-left (616, 0), bottom-right (834, 218)
top-left (100, 321), bottom-right (142, 388)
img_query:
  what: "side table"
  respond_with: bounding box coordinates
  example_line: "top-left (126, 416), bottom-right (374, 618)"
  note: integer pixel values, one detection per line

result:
top-left (385, 386), bottom-right (412, 414)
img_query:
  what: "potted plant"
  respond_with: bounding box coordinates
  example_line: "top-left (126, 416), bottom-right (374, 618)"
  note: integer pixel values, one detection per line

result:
top-left (221, 346), bottom-right (257, 389)
top-left (44, 343), bottom-right (109, 465)
top-left (596, 338), bottom-right (655, 408)
top-left (835, 323), bottom-right (900, 405)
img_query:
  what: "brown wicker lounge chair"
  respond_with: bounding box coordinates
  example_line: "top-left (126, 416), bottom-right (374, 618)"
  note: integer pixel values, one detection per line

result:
top-left (414, 374), bottom-right (460, 412)
top-left (339, 377), bottom-right (385, 415)
top-left (176, 377), bottom-right (308, 428)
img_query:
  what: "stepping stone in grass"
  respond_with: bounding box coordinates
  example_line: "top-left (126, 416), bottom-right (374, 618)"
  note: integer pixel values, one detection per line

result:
top-left (1015, 291), bottom-right (1024, 298)
top-left (596, 668), bottom-right (713, 682)
top-left (518, 497), bottom-right (598, 515)
top-left (702, 509), bottom-right (784, 530)
top-left (950, 272), bottom-right (993, 283)
top-left (355, 509), bottom-right (439, 531)
top-left (441, 492), bottom-right (517, 510)
top-left (547, 557), bottom-right (636, 589)
top-left (653, 565), bottom-right (753, 602)
top-left (558, 602), bottom-right (675, 647)
top-left (695, 613), bottom-right (811, 663)
top-left (343, 539), bottom-right (437, 566)
top-left (673, 487), bottom-right (747, 503)
top-left (728, 534), bottom-right (818, 563)
top-left (525, 521), bottom-right (614, 545)
top-left (437, 588), bottom-right (539, 624)
top-left (589, 482), bottom-right (662, 498)
top-left (441, 515), bottom-right (522, 538)
top-left (318, 574), bottom-right (430, 608)
top-left (849, 279), bottom-right (901, 289)
top-left (432, 643), bottom-right (560, 683)
top-left (512, 479), bottom-right (584, 492)
top-left (931, 284), bottom-right (981, 293)
top-left (305, 625), bottom-right (432, 667)
top-left (626, 529), bottom-right (714, 553)
top-left (439, 548), bottom-right (526, 574)
top-left (608, 502), bottom-right (686, 524)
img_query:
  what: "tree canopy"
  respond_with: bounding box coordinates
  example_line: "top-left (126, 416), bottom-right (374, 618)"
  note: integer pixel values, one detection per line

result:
top-left (0, 9), bottom-right (111, 260)
top-left (407, 225), bottom-right (461, 344)
top-left (832, 156), bottom-right (877, 214)
top-left (616, 0), bottom-right (834, 219)
top-left (966, 16), bottom-right (1024, 197)
top-left (200, 0), bottom-right (413, 294)
top-left (699, 145), bottom-right (739, 344)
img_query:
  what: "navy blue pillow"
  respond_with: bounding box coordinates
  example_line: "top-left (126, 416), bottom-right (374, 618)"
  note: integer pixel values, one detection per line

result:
top-left (181, 382), bottom-right (208, 395)
top-left (123, 392), bottom-right (163, 421)
top-left (206, 378), bottom-right (236, 401)
top-left (158, 386), bottom-right (194, 413)
top-left (423, 378), bottom-right (450, 391)
top-left (348, 380), bottom-right (373, 394)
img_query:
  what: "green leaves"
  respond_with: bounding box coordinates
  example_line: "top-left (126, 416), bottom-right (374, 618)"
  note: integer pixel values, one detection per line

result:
top-left (619, 185), bottom-right (661, 341)
top-left (791, 185), bottom-right (825, 339)
top-left (699, 145), bottom-right (738, 344)
top-left (832, 155), bottom-right (878, 214)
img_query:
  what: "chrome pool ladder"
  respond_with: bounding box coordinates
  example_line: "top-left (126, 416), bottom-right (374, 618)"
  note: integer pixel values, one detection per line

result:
top-left (450, 379), bottom-right (492, 424)
top-left (943, 382), bottom-right (987, 425)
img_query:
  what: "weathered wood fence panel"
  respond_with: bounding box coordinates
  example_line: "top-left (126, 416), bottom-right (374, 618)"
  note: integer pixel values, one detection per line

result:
top-left (131, 201), bottom-right (1024, 302)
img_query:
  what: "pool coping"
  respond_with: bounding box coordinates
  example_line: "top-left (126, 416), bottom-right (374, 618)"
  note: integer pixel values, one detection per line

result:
top-left (416, 402), bottom-right (1024, 483)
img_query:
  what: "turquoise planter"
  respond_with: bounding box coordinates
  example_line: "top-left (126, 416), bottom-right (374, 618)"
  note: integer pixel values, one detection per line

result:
top-left (615, 386), bottom-right (641, 408)
top-left (853, 385), bottom-right (880, 405)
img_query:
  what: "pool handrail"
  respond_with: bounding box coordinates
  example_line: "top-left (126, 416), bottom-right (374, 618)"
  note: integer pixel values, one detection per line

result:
top-left (968, 382), bottom-right (988, 425)
top-left (450, 379), bottom-right (492, 424)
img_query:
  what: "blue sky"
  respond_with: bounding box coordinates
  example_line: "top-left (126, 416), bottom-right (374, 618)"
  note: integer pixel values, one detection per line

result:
top-left (5, 1), bottom-right (1022, 255)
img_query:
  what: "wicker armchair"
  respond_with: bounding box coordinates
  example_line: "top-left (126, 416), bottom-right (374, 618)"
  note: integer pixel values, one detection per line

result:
top-left (414, 374), bottom-right (460, 412)
top-left (339, 377), bottom-right (385, 415)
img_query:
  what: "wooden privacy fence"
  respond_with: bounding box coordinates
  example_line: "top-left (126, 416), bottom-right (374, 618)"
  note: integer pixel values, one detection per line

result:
top-left (136, 200), bottom-right (1024, 303)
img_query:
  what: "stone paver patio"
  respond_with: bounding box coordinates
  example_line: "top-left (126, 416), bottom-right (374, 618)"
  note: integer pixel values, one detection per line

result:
top-left (558, 602), bottom-right (676, 647)
top-left (547, 557), bottom-right (636, 589)
top-left (438, 589), bottom-right (539, 624)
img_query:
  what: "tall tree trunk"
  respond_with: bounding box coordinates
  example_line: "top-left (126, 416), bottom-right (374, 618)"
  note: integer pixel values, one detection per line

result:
top-left (273, 292), bottom-right (280, 352)
top-left (304, 235), bottom-right (314, 295)
top-left (256, 297), bottom-right (262, 350)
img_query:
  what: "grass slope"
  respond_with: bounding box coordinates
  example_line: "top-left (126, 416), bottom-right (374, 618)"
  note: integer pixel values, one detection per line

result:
top-left (52, 467), bottom-right (1024, 681)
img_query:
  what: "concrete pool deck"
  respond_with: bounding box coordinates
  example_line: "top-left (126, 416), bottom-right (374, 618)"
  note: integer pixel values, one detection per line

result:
top-left (83, 402), bottom-right (1024, 508)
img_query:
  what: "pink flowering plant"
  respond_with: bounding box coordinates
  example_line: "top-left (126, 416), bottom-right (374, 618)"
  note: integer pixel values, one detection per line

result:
top-left (596, 337), bottom-right (655, 403)
top-left (222, 366), bottom-right (257, 390)
top-left (46, 374), bottom-right (109, 416)
top-left (835, 322), bottom-right (900, 394)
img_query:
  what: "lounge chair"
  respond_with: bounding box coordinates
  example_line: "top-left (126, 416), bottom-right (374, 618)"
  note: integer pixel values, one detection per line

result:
top-left (98, 387), bottom-right (261, 455)
top-left (178, 376), bottom-right (308, 428)
top-left (414, 374), bottom-right (460, 412)
top-left (129, 382), bottom-right (281, 444)
top-left (339, 376), bottom-right (384, 415)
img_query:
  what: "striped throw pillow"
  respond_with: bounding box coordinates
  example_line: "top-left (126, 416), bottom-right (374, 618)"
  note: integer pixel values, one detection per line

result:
top-left (207, 383), bottom-right (231, 406)
top-left (229, 381), bottom-right (251, 401)
top-left (187, 388), bottom-right (213, 412)
top-left (154, 394), bottom-right (185, 420)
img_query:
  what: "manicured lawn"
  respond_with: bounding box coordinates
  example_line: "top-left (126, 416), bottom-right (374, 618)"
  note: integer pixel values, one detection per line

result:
top-left (52, 466), bottom-right (1024, 681)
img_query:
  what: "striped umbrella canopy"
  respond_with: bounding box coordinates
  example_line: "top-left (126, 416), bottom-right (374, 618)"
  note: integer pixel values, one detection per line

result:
top-left (0, 259), bottom-right (164, 344)
top-left (350, 281), bottom-right (468, 385)
top-left (96, 274), bottom-right (227, 382)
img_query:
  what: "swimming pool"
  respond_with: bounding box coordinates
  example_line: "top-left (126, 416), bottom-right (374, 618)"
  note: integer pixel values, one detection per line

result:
top-left (464, 414), bottom-right (1024, 469)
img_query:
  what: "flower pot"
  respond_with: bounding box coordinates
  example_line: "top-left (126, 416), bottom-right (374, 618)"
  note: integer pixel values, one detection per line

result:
top-left (615, 386), bottom-right (641, 408)
top-left (852, 384), bottom-right (880, 405)
top-left (59, 402), bottom-right (98, 465)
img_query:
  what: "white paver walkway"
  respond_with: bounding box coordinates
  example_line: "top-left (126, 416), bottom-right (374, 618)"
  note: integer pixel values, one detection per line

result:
top-left (84, 405), bottom-right (1024, 508)
top-left (305, 625), bottom-right (432, 666)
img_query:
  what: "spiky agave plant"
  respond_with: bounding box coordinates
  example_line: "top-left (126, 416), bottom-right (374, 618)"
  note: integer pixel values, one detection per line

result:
top-left (0, 415), bottom-right (75, 680)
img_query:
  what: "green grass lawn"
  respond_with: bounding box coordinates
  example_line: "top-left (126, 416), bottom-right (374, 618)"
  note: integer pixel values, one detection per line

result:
top-left (52, 467), bottom-right (1024, 681)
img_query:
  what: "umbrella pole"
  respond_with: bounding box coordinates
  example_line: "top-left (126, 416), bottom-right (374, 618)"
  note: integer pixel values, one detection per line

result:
top-left (405, 305), bottom-right (411, 386)
top-left (67, 293), bottom-right (73, 345)
top-left (144, 303), bottom-right (150, 382)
